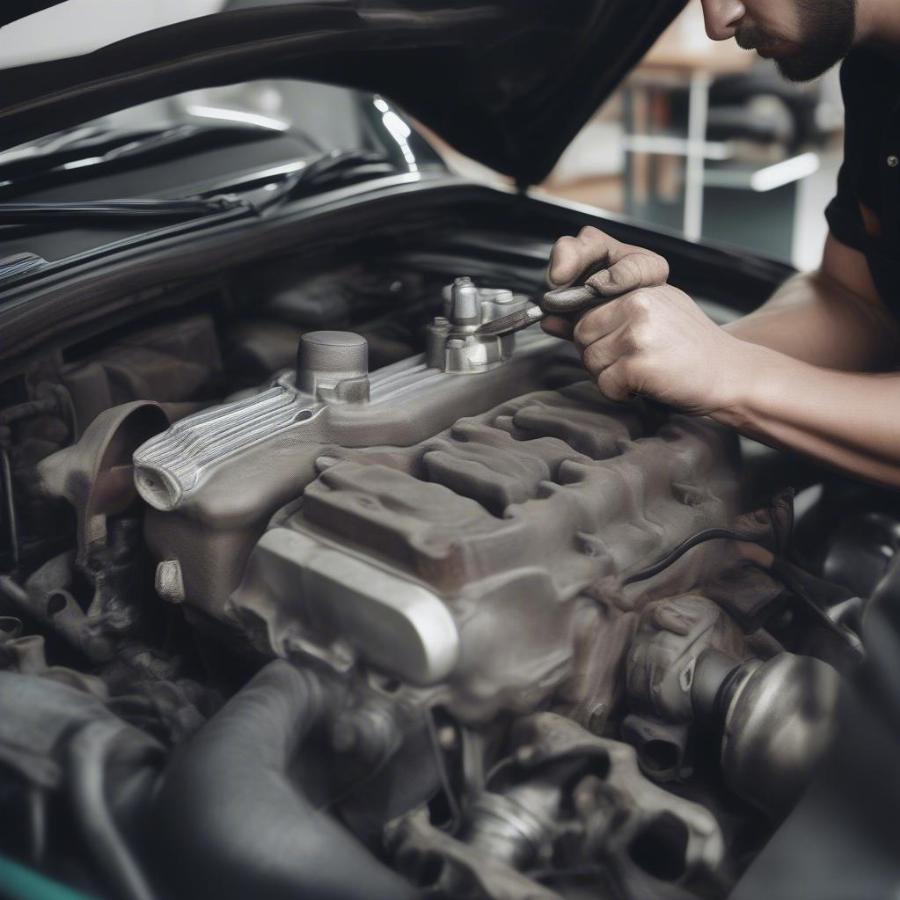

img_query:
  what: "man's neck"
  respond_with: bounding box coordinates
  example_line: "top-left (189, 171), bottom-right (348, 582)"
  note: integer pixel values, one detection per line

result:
top-left (856, 0), bottom-right (900, 50)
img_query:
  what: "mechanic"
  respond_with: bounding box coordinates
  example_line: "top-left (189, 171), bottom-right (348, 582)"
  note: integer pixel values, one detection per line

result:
top-left (545, 0), bottom-right (900, 486)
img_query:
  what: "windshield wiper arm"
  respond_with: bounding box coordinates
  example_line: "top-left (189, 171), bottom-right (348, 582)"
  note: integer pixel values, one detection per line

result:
top-left (254, 149), bottom-right (398, 211)
top-left (0, 195), bottom-right (247, 226)
top-left (0, 122), bottom-right (305, 200)
top-left (0, 151), bottom-right (398, 229)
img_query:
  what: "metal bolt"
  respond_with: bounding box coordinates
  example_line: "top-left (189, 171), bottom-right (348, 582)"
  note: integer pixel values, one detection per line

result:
top-left (888, 155), bottom-right (899, 168)
top-left (437, 725), bottom-right (457, 750)
top-left (449, 277), bottom-right (481, 326)
top-left (155, 560), bottom-right (185, 604)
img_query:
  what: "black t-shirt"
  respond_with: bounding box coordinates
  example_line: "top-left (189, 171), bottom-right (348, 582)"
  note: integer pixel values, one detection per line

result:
top-left (825, 48), bottom-right (900, 313)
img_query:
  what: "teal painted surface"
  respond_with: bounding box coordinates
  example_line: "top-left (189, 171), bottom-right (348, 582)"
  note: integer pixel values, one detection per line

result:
top-left (0, 855), bottom-right (92, 900)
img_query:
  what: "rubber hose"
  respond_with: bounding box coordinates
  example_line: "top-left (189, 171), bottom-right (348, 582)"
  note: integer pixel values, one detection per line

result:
top-left (67, 721), bottom-right (157, 900)
top-left (150, 660), bottom-right (416, 900)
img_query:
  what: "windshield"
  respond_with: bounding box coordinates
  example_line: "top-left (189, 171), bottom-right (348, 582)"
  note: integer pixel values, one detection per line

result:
top-left (0, 79), bottom-right (442, 204)
top-left (164, 80), bottom-right (369, 157)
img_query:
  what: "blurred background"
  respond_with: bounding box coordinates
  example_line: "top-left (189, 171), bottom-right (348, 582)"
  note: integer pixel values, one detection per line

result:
top-left (0, 0), bottom-right (844, 270)
top-left (541, 1), bottom-right (843, 270)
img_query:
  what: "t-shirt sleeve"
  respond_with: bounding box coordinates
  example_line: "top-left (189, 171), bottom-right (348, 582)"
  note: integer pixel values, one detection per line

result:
top-left (824, 58), bottom-right (868, 251)
top-left (824, 159), bottom-right (868, 252)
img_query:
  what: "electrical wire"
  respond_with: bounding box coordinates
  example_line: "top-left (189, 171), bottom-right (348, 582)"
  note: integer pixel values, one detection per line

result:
top-left (622, 527), bottom-right (768, 586)
top-left (0, 447), bottom-right (19, 567)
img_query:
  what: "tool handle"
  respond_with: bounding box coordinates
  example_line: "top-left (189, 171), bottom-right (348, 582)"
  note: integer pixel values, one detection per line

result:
top-left (541, 283), bottom-right (604, 315)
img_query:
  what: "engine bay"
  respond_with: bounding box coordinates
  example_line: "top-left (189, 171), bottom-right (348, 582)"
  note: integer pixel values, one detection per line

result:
top-left (0, 243), bottom-right (878, 899)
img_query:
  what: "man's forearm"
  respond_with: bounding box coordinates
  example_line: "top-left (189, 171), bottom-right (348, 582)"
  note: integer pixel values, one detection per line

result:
top-left (714, 342), bottom-right (900, 486)
top-left (724, 270), bottom-right (899, 371)
top-left (544, 226), bottom-right (900, 486)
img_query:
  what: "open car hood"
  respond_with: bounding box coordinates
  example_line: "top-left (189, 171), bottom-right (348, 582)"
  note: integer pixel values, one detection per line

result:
top-left (0, 0), bottom-right (685, 186)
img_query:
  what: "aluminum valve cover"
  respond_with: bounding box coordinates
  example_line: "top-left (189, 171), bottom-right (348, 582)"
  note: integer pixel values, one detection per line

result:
top-left (230, 381), bottom-right (740, 719)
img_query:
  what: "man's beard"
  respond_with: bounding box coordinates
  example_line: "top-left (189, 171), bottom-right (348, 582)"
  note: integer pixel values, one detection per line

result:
top-left (735, 0), bottom-right (855, 82)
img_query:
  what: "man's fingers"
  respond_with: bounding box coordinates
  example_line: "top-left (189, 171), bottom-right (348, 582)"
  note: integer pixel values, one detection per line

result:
top-left (547, 226), bottom-right (617, 287)
top-left (548, 226), bottom-right (669, 302)
top-left (581, 334), bottom-right (619, 374)
top-left (547, 236), bottom-right (602, 287)
top-left (585, 250), bottom-right (669, 297)
top-left (541, 315), bottom-right (574, 340)
top-left (596, 362), bottom-right (634, 404)
top-left (571, 299), bottom-right (626, 351)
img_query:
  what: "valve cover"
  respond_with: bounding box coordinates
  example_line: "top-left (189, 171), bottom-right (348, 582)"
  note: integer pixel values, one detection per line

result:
top-left (230, 380), bottom-right (741, 720)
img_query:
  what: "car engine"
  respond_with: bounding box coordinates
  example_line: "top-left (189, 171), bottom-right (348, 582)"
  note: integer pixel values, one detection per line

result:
top-left (0, 263), bottom-right (869, 899)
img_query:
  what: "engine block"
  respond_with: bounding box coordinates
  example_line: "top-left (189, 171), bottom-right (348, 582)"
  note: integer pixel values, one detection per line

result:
top-left (230, 380), bottom-right (740, 720)
top-left (128, 270), bottom-right (746, 724)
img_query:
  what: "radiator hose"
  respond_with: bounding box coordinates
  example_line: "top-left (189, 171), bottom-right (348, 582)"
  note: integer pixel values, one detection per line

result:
top-left (150, 660), bottom-right (416, 900)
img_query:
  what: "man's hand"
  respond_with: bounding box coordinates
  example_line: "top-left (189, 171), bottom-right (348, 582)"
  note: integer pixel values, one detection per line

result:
top-left (544, 226), bottom-right (755, 414)
top-left (543, 226), bottom-right (670, 339)
top-left (538, 228), bottom-right (900, 489)
top-left (570, 282), bottom-right (754, 414)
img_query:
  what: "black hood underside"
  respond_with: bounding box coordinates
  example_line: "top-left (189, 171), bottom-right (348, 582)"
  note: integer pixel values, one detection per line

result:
top-left (0, 0), bottom-right (685, 185)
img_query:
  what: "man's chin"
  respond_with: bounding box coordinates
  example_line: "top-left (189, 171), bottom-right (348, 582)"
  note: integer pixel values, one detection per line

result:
top-left (774, 51), bottom-right (841, 82)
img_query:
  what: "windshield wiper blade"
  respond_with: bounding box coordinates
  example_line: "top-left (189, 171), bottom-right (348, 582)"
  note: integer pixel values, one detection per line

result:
top-left (255, 149), bottom-right (398, 211)
top-left (0, 195), bottom-right (247, 226)
top-left (0, 122), bottom-right (309, 202)
top-left (0, 149), bottom-right (398, 228)
top-left (0, 121), bottom-right (299, 196)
